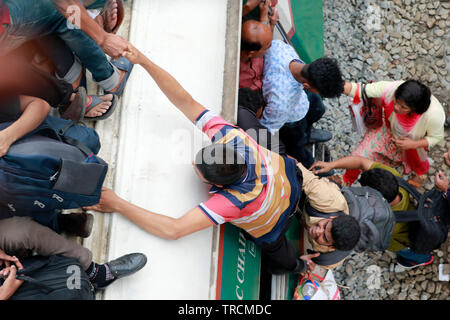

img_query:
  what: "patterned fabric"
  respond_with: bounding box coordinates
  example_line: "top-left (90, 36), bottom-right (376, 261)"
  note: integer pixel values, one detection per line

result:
top-left (261, 40), bottom-right (309, 133)
top-left (195, 110), bottom-right (301, 243)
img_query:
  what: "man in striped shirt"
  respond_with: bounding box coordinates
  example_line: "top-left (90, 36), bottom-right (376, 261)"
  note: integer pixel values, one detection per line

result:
top-left (87, 44), bottom-right (322, 275)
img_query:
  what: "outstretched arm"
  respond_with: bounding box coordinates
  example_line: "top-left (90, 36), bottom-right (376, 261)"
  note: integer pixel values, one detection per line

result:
top-left (50, 0), bottom-right (128, 58)
top-left (310, 156), bottom-right (374, 175)
top-left (85, 188), bottom-right (214, 240)
top-left (0, 97), bottom-right (50, 157)
top-left (123, 44), bottom-right (206, 123)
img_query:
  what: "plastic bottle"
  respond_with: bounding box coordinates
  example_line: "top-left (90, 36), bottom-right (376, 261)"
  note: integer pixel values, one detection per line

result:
top-left (302, 280), bottom-right (318, 300)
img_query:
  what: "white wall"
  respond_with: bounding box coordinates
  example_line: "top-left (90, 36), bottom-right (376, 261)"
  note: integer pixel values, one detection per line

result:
top-left (104, 0), bottom-right (228, 300)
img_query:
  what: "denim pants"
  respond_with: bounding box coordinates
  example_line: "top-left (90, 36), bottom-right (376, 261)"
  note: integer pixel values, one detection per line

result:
top-left (279, 91), bottom-right (326, 168)
top-left (1, 0), bottom-right (120, 90)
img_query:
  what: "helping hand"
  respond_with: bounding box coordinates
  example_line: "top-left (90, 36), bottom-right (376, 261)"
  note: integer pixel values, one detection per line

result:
top-left (122, 43), bottom-right (145, 65)
top-left (84, 187), bottom-right (120, 213)
top-left (101, 33), bottom-right (130, 59)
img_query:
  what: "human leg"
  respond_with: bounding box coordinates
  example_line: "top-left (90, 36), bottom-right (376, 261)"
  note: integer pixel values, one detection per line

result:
top-left (0, 216), bottom-right (147, 289)
top-left (33, 35), bottom-right (115, 118)
top-left (0, 216), bottom-right (93, 270)
top-left (259, 217), bottom-right (305, 275)
top-left (3, 0), bottom-right (123, 92)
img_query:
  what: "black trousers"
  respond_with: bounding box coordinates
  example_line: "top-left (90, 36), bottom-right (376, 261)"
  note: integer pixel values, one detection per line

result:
top-left (259, 215), bottom-right (301, 274)
top-left (237, 106), bottom-right (286, 155)
top-left (0, 53), bottom-right (73, 109)
top-left (279, 91), bottom-right (326, 168)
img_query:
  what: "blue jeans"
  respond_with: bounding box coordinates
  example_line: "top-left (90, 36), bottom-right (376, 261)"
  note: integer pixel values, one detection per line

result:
top-left (279, 91), bottom-right (326, 168)
top-left (1, 0), bottom-right (119, 90)
top-left (396, 248), bottom-right (432, 266)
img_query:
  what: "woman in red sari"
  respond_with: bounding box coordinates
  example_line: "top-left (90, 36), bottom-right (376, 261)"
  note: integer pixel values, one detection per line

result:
top-left (342, 80), bottom-right (446, 187)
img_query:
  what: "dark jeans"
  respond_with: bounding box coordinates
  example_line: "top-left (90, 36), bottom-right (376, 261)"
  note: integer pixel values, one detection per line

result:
top-left (279, 91), bottom-right (326, 168)
top-left (237, 106), bottom-right (286, 155)
top-left (0, 53), bottom-right (73, 108)
top-left (1, 0), bottom-right (119, 90)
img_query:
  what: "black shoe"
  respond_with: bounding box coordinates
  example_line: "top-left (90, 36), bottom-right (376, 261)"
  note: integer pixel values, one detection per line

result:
top-left (94, 253), bottom-right (147, 290)
top-left (58, 211), bottom-right (94, 238)
top-left (308, 129), bottom-right (332, 144)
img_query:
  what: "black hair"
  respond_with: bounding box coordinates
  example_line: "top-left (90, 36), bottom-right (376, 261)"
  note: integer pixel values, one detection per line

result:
top-left (194, 144), bottom-right (246, 186)
top-left (359, 168), bottom-right (399, 203)
top-left (301, 57), bottom-right (344, 98)
top-left (238, 87), bottom-right (265, 114)
top-left (394, 80), bottom-right (431, 114)
top-left (331, 215), bottom-right (361, 251)
top-left (241, 38), bottom-right (262, 52)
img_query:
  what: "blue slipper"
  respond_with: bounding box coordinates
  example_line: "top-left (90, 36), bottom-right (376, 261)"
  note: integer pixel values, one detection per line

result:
top-left (84, 94), bottom-right (119, 121)
top-left (104, 56), bottom-right (134, 97)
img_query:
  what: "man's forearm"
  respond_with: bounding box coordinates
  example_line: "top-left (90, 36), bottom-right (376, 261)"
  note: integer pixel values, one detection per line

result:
top-left (327, 156), bottom-right (372, 171)
top-left (113, 197), bottom-right (182, 240)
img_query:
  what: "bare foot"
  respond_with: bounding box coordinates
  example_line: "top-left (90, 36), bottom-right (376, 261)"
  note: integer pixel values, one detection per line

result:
top-left (85, 94), bottom-right (114, 118)
top-left (94, 0), bottom-right (119, 33)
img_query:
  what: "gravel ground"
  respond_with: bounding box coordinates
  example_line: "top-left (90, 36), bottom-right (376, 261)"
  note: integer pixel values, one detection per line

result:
top-left (316, 0), bottom-right (450, 300)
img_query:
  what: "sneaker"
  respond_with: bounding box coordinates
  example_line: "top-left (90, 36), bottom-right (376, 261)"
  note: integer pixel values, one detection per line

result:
top-left (58, 211), bottom-right (94, 238)
top-left (394, 256), bottom-right (434, 273)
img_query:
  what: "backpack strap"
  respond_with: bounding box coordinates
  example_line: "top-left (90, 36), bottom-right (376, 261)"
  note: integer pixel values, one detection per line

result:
top-left (308, 249), bottom-right (352, 266)
top-left (393, 210), bottom-right (420, 223)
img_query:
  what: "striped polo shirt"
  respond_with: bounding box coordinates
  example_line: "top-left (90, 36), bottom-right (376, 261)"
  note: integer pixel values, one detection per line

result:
top-left (195, 110), bottom-right (301, 244)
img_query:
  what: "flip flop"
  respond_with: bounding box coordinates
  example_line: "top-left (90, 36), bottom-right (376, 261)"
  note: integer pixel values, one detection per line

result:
top-left (59, 87), bottom-right (87, 122)
top-left (104, 56), bottom-right (134, 98)
top-left (84, 94), bottom-right (119, 121)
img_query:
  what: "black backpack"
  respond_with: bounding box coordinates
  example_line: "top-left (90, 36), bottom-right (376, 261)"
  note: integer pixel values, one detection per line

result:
top-left (393, 177), bottom-right (450, 254)
top-left (0, 116), bottom-right (108, 218)
top-left (1, 255), bottom-right (95, 300)
top-left (305, 186), bottom-right (396, 266)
